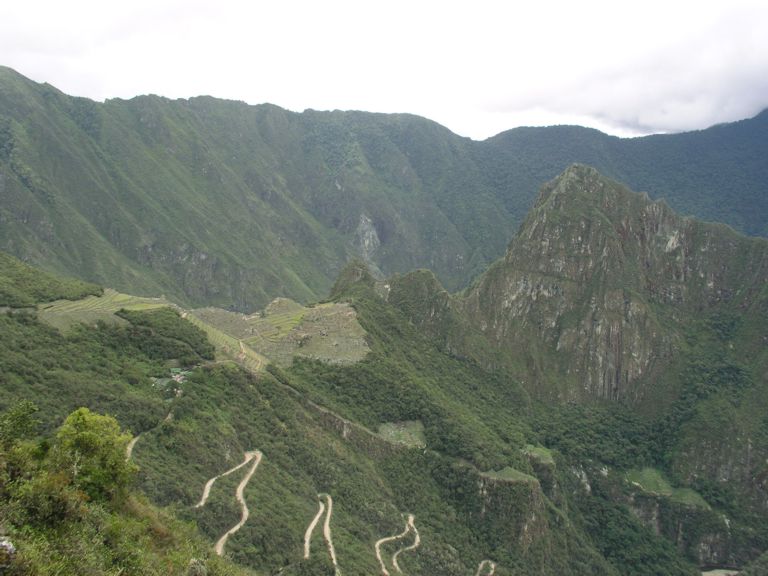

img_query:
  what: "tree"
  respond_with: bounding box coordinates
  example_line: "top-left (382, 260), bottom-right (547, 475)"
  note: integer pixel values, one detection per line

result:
top-left (52, 408), bottom-right (137, 501)
top-left (0, 400), bottom-right (39, 450)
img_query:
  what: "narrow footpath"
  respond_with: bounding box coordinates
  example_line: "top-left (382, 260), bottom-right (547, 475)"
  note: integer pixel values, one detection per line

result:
top-left (374, 514), bottom-right (416, 576)
top-left (303, 493), bottom-right (341, 574)
top-left (391, 514), bottom-right (420, 573)
top-left (213, 451), bottom-right (263, 556)
top-left (475, 560), bottom-right (497, 576)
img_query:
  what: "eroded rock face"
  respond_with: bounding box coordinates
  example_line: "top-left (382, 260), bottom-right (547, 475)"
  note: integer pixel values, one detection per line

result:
top-left (629, 493), bottom-right (737, 568)
top-left (355, 213), bottom-right (381, 262)
top-left (477, 474), bottom-right (548, 551)
top-left (464, 165), bottom-right (768, 402)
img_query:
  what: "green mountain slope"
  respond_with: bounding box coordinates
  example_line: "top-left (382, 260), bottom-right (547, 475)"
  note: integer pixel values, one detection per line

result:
top-left (1, 250), bottom-right (711, 576)
top-left (477, 110), bottom-right (768, 237)
top-left (0, 250), bottom-right (101, 307)
top-left (1, 66), bottom-right (766, 311)
top-left (387, 165), bottom-right (766, 404)
top-left (462, 165), bottom-right (768, 404)
top-left (2, 180), bottom-right (766, 573)
top-left (386, 165), bottom-right (768, 570)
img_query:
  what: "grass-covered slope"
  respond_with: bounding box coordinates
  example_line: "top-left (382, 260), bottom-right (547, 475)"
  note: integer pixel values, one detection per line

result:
top-left (383, 166), bottom-right (768, 570)
top-left (0, 403), bottom-right (253, 576)
top-left (1, 66), bottom-right (766, 311)
top-left (285, 268), bottom-right (714, 575)
top-left (0, 67), bottom-right (507, 309)
top-left (0, 254), bottom-right (706, 576)
top-left (0, 260), bottom-right (587, 575)
top-left (0, 260), bottom-right (257, 574)
top-left (0, 251), bottom-right (101, 307)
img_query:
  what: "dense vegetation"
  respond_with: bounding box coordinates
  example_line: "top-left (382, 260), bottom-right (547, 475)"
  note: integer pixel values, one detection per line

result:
top-left (0, 251), bottom-right (101, 307)
top-left (0, 102), bottom-right (766, 575)
top-left (478, 112), bottom-right (768, 237)
top-left (0, 252), bottom-right (718, 576)
top-left (1, 66), bottom-right (766, 310)
top-left (281, 269), bottom-right (720, 576)
top-left (0, 402), bottom-right (251, 575)
top-left (116, 307), bottom-right (216, 364)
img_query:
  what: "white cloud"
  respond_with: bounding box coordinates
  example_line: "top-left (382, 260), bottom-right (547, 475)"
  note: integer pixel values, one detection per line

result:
top-left (1, 0), bottom-right (767, 139)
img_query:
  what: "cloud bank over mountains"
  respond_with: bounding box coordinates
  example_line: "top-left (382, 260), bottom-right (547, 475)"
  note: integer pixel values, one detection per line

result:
top-left (2, 0), bottom-right (766, 139)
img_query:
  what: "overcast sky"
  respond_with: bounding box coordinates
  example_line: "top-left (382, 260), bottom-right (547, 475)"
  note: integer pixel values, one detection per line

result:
top-left (2, 0), bottom-right (767, 139)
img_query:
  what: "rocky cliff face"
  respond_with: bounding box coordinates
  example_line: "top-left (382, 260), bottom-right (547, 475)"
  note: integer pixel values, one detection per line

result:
top-left (463, 165), bottom-right (768, 402)
top-left (629, 493), bottom-right (736, 568)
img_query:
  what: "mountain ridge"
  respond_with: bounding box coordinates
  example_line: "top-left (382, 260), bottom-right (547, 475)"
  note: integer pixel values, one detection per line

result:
top-left (2, 158), bottom-right (768, 574)
top-left (380, 167), bottom-right (768, 569)
top-left (1, 67), bottom-right (767, 311)
top-left (388, 165), bottom-right (768, 403)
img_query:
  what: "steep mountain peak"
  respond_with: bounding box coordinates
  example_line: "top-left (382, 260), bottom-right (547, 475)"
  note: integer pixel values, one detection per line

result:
top-left (528, 162), bottom-right (657, 221)
top-left (507, 164), bottom-right (674, 288)
top-left (466, 165), bottom-right (768, 403)
top-left (329, 259), bottom-right (377, 300)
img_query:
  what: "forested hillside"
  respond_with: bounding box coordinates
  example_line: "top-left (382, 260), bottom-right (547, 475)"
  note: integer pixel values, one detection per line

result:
top-left (1, 66), bottom-right (766, 311)
top-left (385, 166), bottom-right (768, 573)
top-left (478, 110), bottom-right (768, 237)
top-left (2, 162), bottom-right (767, 574)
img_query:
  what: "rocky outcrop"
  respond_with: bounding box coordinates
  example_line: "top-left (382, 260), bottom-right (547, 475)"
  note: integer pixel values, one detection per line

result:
top-left (475, 472), bottom-right (549, 553)
top-left (464, 165), bottom-right (768, 402)
top-left (629, 493), bottom-right (736, 568)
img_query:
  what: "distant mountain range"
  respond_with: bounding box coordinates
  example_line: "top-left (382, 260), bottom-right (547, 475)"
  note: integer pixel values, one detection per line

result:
top-left (1, 65), bottom-right (766, 313)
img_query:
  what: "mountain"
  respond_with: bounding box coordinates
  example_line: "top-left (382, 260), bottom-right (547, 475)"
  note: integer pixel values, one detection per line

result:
top-left (477, 111), bottom-right (768, 238)
top-left (469, 168), bottom-right (768, 556)
top-left (1, 66), bottom-right (767, 311)
top-left (386, 165), bottom-right (768, 570)
top-left (2, 164), bottom-right (767, 575)
top-left (462, 165), bottom-right (768, 404)
top-left (0, 251), bottom-right (619, 576)
top-left (0, 250), bottom-right (101, 306)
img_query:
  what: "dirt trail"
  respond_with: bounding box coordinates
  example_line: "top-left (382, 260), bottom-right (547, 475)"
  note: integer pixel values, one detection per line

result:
top-left (303, 499), bottom-right (326, 559)
top-left (320, 493), bottom-right (340, 573)
top-left (126, 409), bottom-right (174, 461)
top-left (475, 560), bottom-right (497, 576)
top-left (194, 450), bottom-right (259, 508)
top-left (303, 494), bottom-right (340, 574)
top-left (125, 435), bottom-right (140, 460)
top-left (374, 514), bottom-right (415, 576)
top-left (213, 450), bottom-right (263, 556)
top-left (391, 514), bottom-right (420, 573)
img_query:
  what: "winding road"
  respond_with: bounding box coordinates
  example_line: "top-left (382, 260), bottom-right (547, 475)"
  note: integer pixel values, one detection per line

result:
top-left (304, 499), bottom-right (326, 559)
top-left (303, 493), bottom-right (340, 574)
top-left (391, 514), bottom-right (420, 573)
top-left (194, 450), bottom-right (260, 508)
top-left (125, 435), bottom-right (140, 460)
top-left (475, 560), bottom-right (497, 576)
top-left (375, 514), bottom-right (419, 576)
top-left (193, 450), bottom-right (263, 556)
top-left (126, 409), bottom-right (174, 461)
top-left (321, 494), bottom-right (340, 572)
top-left (214, 451), bottom-right (262, 555)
